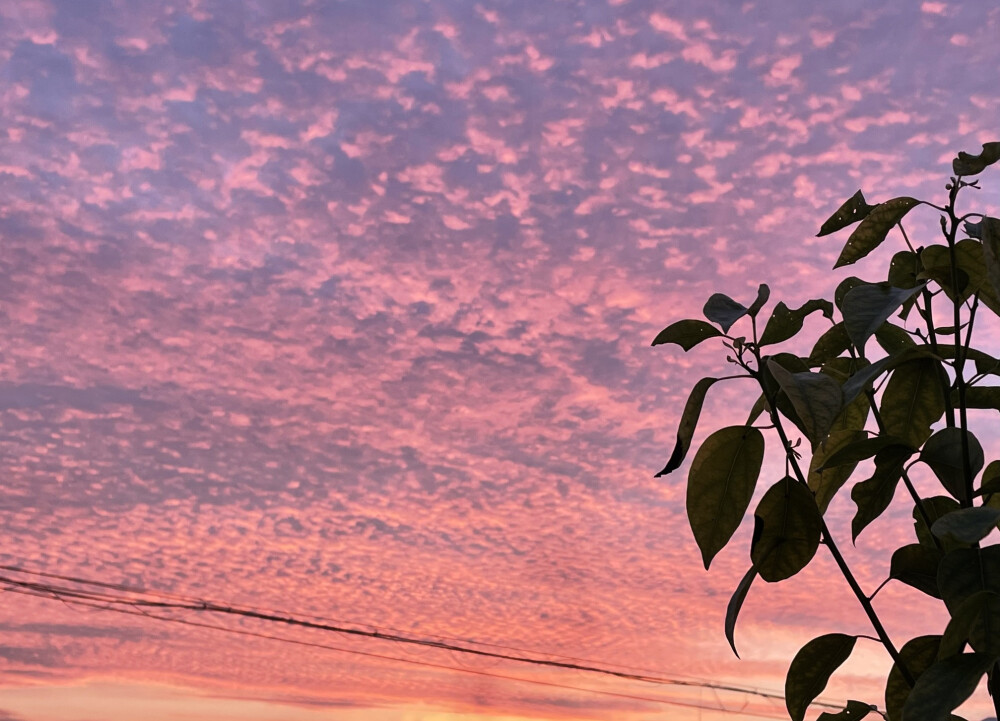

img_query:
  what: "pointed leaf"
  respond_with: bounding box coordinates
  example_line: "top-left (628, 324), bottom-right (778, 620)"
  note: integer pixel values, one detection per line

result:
top-left (725, 565), bottom-right (756, 658)
top-left (890, 544), bottom-right (944, 598)
top-left (919, 428), bottom-right (984, 504)
top-left (751, 478), bottom-right (822, 582)
top-left (652, 319), bottom-right (724, 350)
top-left (851, 445), bottom-right (913, 542)
top-left (921, 240), bottom-right (1000, 316)
top-left (655, 377), bottom-right (720, 477)
top-left (834, 197), bottom-right (921, 268)
top-left (786, 634), bottom-right (857, 721)
top-left (703, 294), bottom-right (748, 333)
top-left (880, 357), bottom-right (947, 449)
top-left (759, 299), bottom-right (835, 347)
top-left (818, 190), bottom-right (875, 237)
top-left (747, 283), bottom-right (770, 317)
top-left (842, 282), bottom-right (926, 354)
top-left (687, 426), bottom-right (765, 569)
top-left (952, 141), bottom-right (1000, 176)
top-left (937, 546), bottom-right (1000, 615)
top-left (809, 430), bottom-right (868, 514)
top-left (888, 250), bottom-right (922, 320)
top-left (980, 460), bottom-right (1000, 496)
top-left (819, 434), bottom-right (908, 470)
top-left (841, 348), bottom-right (930, 408)
top-left (835, 276), bottom-right (867, 310)
top-left (901, 653), bottom-right (993, 721)
top-left (759, 353), bottom-right (812, 439)
top-left (766, 361), bottom-right (843, 445)
top-left (885, 635), bottom-right (941, 721)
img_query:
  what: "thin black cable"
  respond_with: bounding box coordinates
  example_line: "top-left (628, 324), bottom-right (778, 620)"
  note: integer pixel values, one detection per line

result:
top-left (0, 583), bottom-right (790, 719)
top-left (0, 565), bottom-right (854, 712)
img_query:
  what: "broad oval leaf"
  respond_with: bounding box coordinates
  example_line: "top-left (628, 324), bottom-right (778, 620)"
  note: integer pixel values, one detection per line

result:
top-left (819, 434), bottom-right (907, 470)
top-left (982, 218), bottom-right (1000, 317)
top-left (655, 377), bottom-right (720, 478)
top-left (902, 653), bottom-right (994, 721)
top-left (937, 546), bottom-right (1000, 615)
top-left (817, 701), bottom-right (873, 721)
top-left (851, 445), bottom-right (913, 542)
top-left (751, 478), bottom-right (822, 582)
top-left (809, 430), bottom-right (868, 514)
top-left (766, 361), bottom-right (843, 446)
top-left (890, 544), bottom-right (943, 598)
top-left (687, 426), bottom-right (765, 569)
top-left (921, 239), bottom-right (1000, 316)
top-left (759, 299), bottom-right (835, 347)
top-left (886, 635), bottom-right (941, 721)
top-left (952, 141), bottom-right (1000, 176)
top-left (818, 190), bottom-right (874, 237)
top-left (914, 496), bottom-right (961, 549)
top-left (834, 197), bottom-right (921, 268)
top-left (880, 357), bottom-right (947, 449)
top-left (703, 294), bottom-right (748, 333)
top-left (919, 428), bottom-right (983, 503)
top-left (786, 634), bottom-right (857, 721)
top-left (842, 282), bottom-right (926, 354)
top-left (725, 565), bottom-right (756, 658)
top-left (931, 508), bottom-right (1000, 545)
top-left (651, 319), bottom-right (724, 350)
top-left (875, 322), bottom-right (916, 355)
top-left (939, 590), bottom-right (1000, 659)
top-left (980, 460), bottom-right (1000, 496)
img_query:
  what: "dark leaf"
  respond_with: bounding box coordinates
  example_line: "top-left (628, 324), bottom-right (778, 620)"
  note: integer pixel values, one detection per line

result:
top-left (921, 240), bottom-right (1000, 316)
top-left (890, 544), bottom-right (943, 598)
top-left (766, 361), bottom-right (843, 446)
top-left (980, 460), bottom-right (1000, 496)
top-left (725, 565), bottom-right (756, 658)
top-left (937, 546), bottom-right (1000, 613)
top-left (931, 507), bottom-right (1000, 544)
top-left (914, 496), bottom-right (961, 549)
top-left (875, 323), bottom-right (916, 355)
top-left (919, 428), bottom-right (984, 504)
top-left (818, 190), bottom-right (875, 236)
top-left (809, 430), bottom-right (868, 514)
top-left (809, 323), bottom-right (852, 366)
top-left (841, 282), bottom-right (926, 355)
top-left (887, 250), bottom-right (923, 320)
top-left (851, 445), bottom-right (913, 542)
top-left (747, 283), bottom-right (770, 317)
top-left (834, 197), bottom-right (921, 268)
top-left (952, 142), bottom-right (1000, 176)
top-left (939, 590), bottom-right (1000, 659)
top-left (759, 299), bottom-right (835, 347)
top-left (817, 700), bottom-right (874, 721)
top-left (759, 354), bottom-right (811, 439)
top-left (885, 635), bottom-right (941, 721)
top-left (964, 386), bottom-right (1000, 411)
top-left (982, 218), bottom-right (1000, 310)
top-left (654, 377), bottom-right (720, 477)
top-left (751, 478), bottom-right (822, 582)
top-left (819, 434), bottom-right (908, 470)
top-left (703, 294), bottom-right (748, 333)
top-left (687, 426), bottom-right (765, 569)
top-left (651, 319), bottom-right (724, 350)
top-left (834, 276), bottom-right (867, 310)
top-left (880, 357), bottom-right (947, 449)
top-left (786, 634), bottom-right (857, 721)
top-left (902, 653), bottom-right (994, 721)
top-left (841, 348), bottom-right (930, 408)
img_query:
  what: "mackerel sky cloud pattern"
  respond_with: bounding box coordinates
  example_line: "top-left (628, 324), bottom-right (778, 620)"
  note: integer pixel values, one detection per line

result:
top-left (0, 0), bottom-right (998, 719)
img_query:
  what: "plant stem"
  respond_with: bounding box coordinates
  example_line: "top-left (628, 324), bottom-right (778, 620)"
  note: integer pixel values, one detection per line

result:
top-left (759, 376), bottom-right (914, 685)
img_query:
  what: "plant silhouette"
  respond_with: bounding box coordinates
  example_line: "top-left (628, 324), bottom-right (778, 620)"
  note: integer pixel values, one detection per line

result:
top-left (654, 142), bottom-right (1000, 721)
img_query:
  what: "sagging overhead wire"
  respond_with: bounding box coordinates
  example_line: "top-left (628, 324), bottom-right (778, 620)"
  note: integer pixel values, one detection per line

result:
top-left (0, 563), bottom-right (860, 717)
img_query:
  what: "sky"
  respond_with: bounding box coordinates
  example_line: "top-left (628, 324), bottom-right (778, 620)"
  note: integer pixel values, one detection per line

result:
top-left (0, 0), bottom-right (998, 719)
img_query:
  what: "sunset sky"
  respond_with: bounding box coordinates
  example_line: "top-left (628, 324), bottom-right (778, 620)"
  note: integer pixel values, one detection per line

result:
top-left (1, 1), bottom-right (999, 719)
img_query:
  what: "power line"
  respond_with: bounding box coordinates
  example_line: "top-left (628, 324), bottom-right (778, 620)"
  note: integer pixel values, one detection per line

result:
top-left (1, 583), bottom-right (788, 719)
top-left (0, 563), bottom-right (868, 717)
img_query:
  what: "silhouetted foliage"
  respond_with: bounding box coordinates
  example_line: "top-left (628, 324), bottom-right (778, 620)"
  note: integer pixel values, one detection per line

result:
top-left (654, 142), bottom-right (1000, 721)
